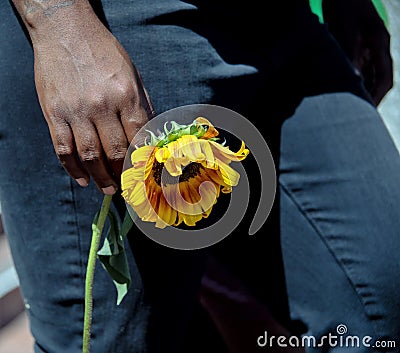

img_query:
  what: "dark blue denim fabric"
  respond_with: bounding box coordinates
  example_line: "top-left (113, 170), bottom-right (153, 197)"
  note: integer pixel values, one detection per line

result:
top-left (280, 93), bottom-right (400, 352)
top-left (1, 0), bottom-right (398, 352)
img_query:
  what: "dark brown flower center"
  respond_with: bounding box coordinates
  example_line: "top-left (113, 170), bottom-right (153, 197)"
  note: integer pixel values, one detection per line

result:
top-left (152, 161), bottom-right (203, 186)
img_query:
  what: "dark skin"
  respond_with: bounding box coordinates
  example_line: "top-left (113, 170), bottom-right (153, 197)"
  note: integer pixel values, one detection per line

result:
top-left (322, 0), bottom-right (393, 106)
top-left (11, 0), bottom-right (153, 195)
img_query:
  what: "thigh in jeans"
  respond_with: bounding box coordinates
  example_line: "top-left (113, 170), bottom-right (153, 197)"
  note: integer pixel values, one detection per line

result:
top-left (280, 93), bottom-right (400, 352)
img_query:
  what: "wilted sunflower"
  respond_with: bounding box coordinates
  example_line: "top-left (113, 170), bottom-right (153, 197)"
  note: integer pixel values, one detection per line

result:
top-left (121, 117), bottom-right (249, 228)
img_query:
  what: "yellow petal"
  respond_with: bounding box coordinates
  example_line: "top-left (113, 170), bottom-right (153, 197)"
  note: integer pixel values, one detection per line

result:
top-left (199, 140), bottom-right (215, 168)
top-left (197, 180), bottom-right (218, 211)
top-left (125, 181), bottom-right (147, 207)
top-left (179, 135), bottom-right (204, 162)
top-left (121, 168), bottom-right (138, 190)
top-left (164, 157), bottom-right (183, 177)
top-left (179, 181), bottom-right (202, 215)
top-left (179, 180), bottom-right (196, 202)
top-left (142, 187), bottom-right (160, 222)
top-left (131, 145), bottom-right (156, 165)
top-left (202, 205), bottom-right (214, 218)
top-left (167, 140), bottom-right (182, 159)
top-left (162, 185), bottom-right (178, 225)
top-left (235, 141), bottom-right (250, 160)
top-left (203, 168), bottom-right (226, 187)
top-left (221, 185), bottom-right (232, 193)
top-left (181, 212), bottom-right (202, 227)
top-left (155, 147), bottom-right (170, 163)
top-left (217, 159), bottom-right (241, 186)
top-left (210, 140), bottom-right (249, 163)
top-left (122, 165), bottom-right (148, 184)
top-left (155, 196), bottom-right (170, 228)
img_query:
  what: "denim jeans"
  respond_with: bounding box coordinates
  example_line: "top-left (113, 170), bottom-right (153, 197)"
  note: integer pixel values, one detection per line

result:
top-left (280, 93), bottom-right (400, 352)
top-left (1, 0), bottom-right (399, 352)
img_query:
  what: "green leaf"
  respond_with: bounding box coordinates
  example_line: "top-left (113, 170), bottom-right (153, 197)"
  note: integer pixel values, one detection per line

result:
top-left (91, 211), bottom-right (100, 234)
top-left (121, 211), bottom-right (134, 238)
top-left (97, 210), bottom-right (132, 305)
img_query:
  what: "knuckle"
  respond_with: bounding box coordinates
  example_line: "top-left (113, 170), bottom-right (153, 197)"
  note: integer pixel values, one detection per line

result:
top-left (52, 126), bottom-right (73, 158)
top-left (55, 144), bottom-right (74, 159)
top-left (48, 99), bottom-right (82, 123)
top-left (52, 94), bottom-right (108, 120)
top-left (108, 148), bottom-right (126, 162)
top-left (80, 150), bottom-right (102, 163)
top-left (107, 137), bottom-right (127, 162)
top-left (79, 143), bottom-right (102, 163)
top-left (87, 94), bottom-right (107, 112)
top-left (116, 80), bottom-right (135, 100)
top-left (130, 115), bottom-right (148, 129)
top-left (48, 102), bottom-right (69, 121)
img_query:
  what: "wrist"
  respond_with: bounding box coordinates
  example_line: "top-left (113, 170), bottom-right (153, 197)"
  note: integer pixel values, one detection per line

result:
top-left (23, 0), bottom-right (100, 43)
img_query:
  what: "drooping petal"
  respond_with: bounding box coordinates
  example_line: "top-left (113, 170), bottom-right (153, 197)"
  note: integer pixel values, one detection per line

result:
top-left (128, 181), bottom-right (148, 207)
top-left (179, 135), bottom-right (204, 162)
top-left (178, 181), bottom-right (202, 215)
top-left (143, 183), bottom-right (161, 222)
top-left (195, 117), bottom-right (219, 139)
top-left (122, 165), bottom-right (148, 183)
top-left (197, 179), bottom-right (218, 212)
top-left (164, 156), bottom-right (183, 177)
top-left (155, 196), bottom-right (170, 229)
top-left (181, 211), bottom-right (203, 227)
top-left (210, 140), bottom-right (249, 163)
top-left (202, 205), bottom-right (213, 218)
top-left (199, 140), bottom-right (215, 168)
top-left (216, 158), bottom-right (241, 186)
top-left (167, 139), bottom-right (182, 159)
top-left (155, 147), bottom-right (170, 163)
top-left (131, 145), bottom-right (156, 165)
top-left (203, 168), bottom-right (226, 188)
top-left (121, 168), bottom-right (138, 189)
top-left (162, 185), bottom-right (178, 226)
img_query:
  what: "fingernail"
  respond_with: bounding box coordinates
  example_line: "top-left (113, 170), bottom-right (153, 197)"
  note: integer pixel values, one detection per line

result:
top-left (76, 178), bottom-right (89, 187)
top-left (102, 185), bottom-right (117, 195)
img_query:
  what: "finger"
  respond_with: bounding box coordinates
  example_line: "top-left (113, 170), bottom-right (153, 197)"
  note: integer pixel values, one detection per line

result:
top-left (120, 70), bottom-right (154, 145)
top-left (72, 122), bottom-right (118, 195)
top-left (120, 94), bottom-right (152, 146)
top-left (95, 117), bottom-right (128, 182)
top-left (49, 120), bottom-right (89, 187)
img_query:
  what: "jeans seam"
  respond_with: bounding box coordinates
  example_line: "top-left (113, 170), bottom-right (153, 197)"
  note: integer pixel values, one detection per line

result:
top-left (280, 180), bottom-right (379, 337)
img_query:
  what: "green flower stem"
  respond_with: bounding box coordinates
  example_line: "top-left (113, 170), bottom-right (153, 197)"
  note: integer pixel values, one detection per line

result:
top-left (82, 194), bottom-right (113, 353)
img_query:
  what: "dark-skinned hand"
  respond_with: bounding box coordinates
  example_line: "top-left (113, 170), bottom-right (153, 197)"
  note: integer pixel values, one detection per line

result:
top-left (15, 0), bottom-right (153, 194)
